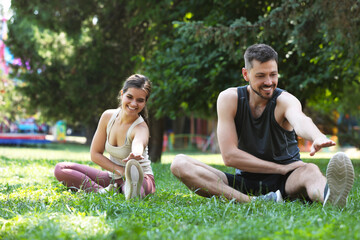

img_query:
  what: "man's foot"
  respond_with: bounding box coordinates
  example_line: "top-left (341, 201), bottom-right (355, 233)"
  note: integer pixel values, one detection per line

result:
top-left (124, 159), bottom-right (144, 200)
top-left (324, 152), bottom-right (354, 207)
top-left (253, 190), bottom-right (283, 203)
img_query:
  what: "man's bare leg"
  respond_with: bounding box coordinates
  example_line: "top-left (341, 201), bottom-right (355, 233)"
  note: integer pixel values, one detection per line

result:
top-left (285, 163), bottom-right (326, 202)
top-left (285, 152), bottom-right (354, 207)
top-left (170, 154), bottom-right (251, 203)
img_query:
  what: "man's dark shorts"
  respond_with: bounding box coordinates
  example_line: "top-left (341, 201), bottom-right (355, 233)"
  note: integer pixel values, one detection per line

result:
top-left (224, 171), bottom-right (294, 198)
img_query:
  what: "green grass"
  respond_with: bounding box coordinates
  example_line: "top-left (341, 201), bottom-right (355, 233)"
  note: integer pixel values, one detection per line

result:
top-left (1, 143), bottom-right (359, 239)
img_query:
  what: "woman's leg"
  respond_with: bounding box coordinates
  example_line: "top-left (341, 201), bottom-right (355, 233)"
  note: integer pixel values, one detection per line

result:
top-left (141, 174), bottom-right (156, 197)
top-left (54, 162), bottom-right (123, 193)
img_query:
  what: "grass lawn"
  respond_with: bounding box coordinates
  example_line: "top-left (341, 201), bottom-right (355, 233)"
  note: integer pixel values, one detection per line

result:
top-left (0, 143), bottom-right (359, 239)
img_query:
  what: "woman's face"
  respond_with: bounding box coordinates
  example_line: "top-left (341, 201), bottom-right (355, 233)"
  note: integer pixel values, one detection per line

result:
top-left (121, 87), bottom-right (147, 116)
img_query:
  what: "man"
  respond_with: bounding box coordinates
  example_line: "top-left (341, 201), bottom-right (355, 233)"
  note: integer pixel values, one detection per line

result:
top-left (170, 44), bottom-right (354, 207)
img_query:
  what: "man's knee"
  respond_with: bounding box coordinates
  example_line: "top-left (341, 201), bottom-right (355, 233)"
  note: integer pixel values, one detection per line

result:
top-left (171, 154), bottom-right (190, 178)
top-left (298, 163), bottom-right (323, 179)
top-left (303, 163), bottom-right (321, 173)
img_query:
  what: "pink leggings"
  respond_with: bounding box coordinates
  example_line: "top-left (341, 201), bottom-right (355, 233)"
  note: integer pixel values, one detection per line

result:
top-left (54, 162), bottom-right (155, 197)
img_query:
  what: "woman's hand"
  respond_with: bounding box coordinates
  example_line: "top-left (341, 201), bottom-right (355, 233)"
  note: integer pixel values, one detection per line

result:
top-left (123, 152), bottom-right (144, 162)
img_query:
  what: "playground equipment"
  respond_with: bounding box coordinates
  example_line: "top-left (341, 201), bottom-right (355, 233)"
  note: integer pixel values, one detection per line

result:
top-left (0, 133), bottom-right (51, 145)
top-left (0, 118), bottom-right (65, 145)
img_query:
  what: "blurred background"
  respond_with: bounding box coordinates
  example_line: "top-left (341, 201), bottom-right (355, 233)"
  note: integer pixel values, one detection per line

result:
top-left (0, 0), bottom-right (359, 161)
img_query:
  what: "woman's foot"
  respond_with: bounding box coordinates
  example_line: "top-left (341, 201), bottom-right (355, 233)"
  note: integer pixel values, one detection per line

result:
top-left (124, 159), bottom-right (144, 199)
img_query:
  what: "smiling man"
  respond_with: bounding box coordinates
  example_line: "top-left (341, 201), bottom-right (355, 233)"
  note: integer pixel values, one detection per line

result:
top-left (171, 44), bottom-right (354, 207)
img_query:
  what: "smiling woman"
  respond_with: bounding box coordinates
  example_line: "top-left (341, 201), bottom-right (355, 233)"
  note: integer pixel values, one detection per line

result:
top-left (54, 74), bottom-right (156, 200)
top-left (118, 74), bottom-right (152, 126)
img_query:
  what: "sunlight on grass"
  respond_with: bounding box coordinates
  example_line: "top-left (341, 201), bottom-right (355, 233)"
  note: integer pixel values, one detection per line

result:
top-left (57, 214), bottom-right (111, 237)
top-left (0, 144), bottom-right (91, 162)
top-left (1, 143), bottom-right (360, 239)
top-left (1, 164), bottom-right (53, 185)
top-left (0, 213), bottom-right (111, 239)
top-left (161, 152), bottom-right (223, 165)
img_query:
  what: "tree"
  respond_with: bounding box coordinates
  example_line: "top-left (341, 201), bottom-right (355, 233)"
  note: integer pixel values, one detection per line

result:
top-left (147, 0), bottom-right (360, 125)
top-left (6, 0), bottom-right (197, 161)
top-left (163, 0), bottom-right (360, 112)
top-left (145, 0), bottom-right (360, 149)
top-left (0, 72), bottom-right (29, 123)
top-left (146, 0), bottom-right (281, 119)
top-left (7, 0), bottom-right (360, 161)
top-left (6, 1), bottom-right (159, 145)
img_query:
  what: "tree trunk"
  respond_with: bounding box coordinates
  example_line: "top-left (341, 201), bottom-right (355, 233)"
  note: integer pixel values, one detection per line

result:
top-left (148, 112), bottom-right (165, 163)
top-left (84, 121), bottom-right (98, 146)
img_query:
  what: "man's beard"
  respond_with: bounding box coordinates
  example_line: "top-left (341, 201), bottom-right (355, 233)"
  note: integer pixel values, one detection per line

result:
top-left (249, 83), bottom-right (276, 100)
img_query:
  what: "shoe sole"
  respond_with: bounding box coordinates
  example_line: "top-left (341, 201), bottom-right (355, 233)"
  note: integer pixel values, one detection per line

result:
top-left (325, 152), bottom-right (354, 207)
top-left (125, 160), bottom-right (144, 200)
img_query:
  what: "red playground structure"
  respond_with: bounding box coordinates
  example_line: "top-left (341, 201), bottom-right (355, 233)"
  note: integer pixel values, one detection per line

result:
top-left (0, 133), bottom-right (51, 145)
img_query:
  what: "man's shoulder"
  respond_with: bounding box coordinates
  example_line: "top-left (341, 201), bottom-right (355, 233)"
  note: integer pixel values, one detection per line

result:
top-left (276, 90), bottom-right (302, 112)
top-left (217, 87), bottom-right (240, 115)
top-left (277, 90), bottom-right (298, 102)
top-left (219, 87), bottom-right (241, 99)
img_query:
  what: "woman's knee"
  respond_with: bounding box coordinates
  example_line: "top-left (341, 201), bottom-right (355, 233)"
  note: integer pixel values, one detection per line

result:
top-left (54, 162), bottom-right (68, 181)
top-left (142, 175), bottom-right (156, 196)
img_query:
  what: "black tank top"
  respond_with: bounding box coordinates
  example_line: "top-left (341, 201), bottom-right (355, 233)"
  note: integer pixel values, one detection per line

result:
top-left (234, 86), bottom-right (300, 175)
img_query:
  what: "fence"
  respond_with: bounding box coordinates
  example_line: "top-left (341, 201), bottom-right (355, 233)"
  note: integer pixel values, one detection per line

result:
top-left (162, 132), bottom-right (218, 153)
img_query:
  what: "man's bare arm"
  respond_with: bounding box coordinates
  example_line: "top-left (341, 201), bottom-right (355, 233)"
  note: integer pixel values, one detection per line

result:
top-left (280, 92), bottom-right (335, 156)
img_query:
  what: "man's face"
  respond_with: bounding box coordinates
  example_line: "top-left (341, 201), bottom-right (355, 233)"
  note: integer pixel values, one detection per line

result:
top-left (242, 59), bottom-right (278, 100)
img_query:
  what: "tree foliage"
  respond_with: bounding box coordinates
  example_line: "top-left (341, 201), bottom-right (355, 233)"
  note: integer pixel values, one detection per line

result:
top-left (147, 0), bottom-right (360, 119)
top-left (6, 0), bottom-right (192, 161)
top-left (146, 0), bottom-right (279, 118)
top-left (6, 0), bottom-right (360, 156)
top-left (0, 74), bottom-right (29, 122)
top-left (7, 0), bottom-right (160, 141)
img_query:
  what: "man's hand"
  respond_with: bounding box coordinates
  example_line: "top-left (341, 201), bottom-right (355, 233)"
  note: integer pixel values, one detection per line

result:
top-left (282, 161), bottom-right (306, 175)
top-left (310, 137), bottom-right (336, 156)
top-left (123, 152), bottom-right (144, 163)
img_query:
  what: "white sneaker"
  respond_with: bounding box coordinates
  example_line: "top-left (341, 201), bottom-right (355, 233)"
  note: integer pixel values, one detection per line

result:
top-left (253, 190), bottom-right (283, 203)
top-left (124, 159), bottom-right (144, 200)
top-left (98, 184), bottom-right (114, 194)
top-left (98, 182), bottom-right (120, 194)
top-left (324, 152), bottom-right (354, 207)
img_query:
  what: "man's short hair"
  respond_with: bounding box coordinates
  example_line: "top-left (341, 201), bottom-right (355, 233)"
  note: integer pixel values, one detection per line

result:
top-left (244, 44), bottom-right (278, 70)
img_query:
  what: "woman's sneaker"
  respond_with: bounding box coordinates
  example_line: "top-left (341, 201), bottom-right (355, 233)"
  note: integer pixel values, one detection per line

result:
top-left (98, 183), bottom-right (119, 195)
top-left (124, 159), bottom-right (144, 200)
top-left (253, 190), bottom-right (283, 203)
top-left (98, 184), bottom-right (114, 194)
top-left (323, 152), bottom-right (354, 207)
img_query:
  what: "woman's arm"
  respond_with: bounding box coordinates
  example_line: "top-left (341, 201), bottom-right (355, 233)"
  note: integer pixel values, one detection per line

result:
top-left (123, 122), bottom-right (149, 162)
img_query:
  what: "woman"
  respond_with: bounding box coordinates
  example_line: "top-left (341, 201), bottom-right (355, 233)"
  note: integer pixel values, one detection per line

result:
top-left (54, 74), bottom-right (155, 199)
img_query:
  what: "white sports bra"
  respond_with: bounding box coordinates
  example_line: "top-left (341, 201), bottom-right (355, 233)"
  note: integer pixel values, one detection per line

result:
top-left (105, 108), bottom-right (153, 179)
